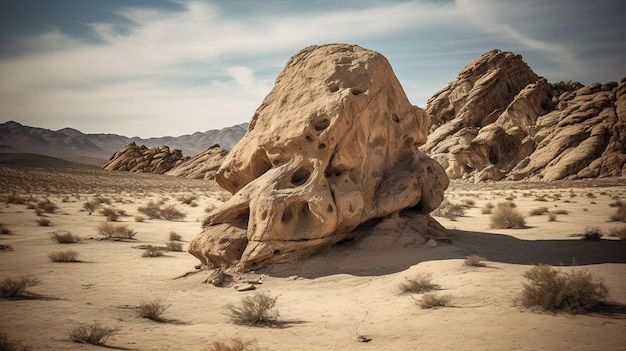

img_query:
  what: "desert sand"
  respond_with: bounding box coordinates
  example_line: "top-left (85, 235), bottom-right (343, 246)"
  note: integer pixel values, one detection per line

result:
top-left (1, 164), bottom-right (625, 350)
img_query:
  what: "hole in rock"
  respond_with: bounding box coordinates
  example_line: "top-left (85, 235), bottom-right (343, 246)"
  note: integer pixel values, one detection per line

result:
top-left (282, 207), bottom-right (294, 223)
top-left (391, 113), bottom-right (400, 123)
top-left (260, 210), bottom-right (268, 221)
top-left (327, 204), bottom-right (334, 213)
top-left (319, 143), bottom-right (326, 150)
top-left (291, 167), bottom-right (312, 186)
top-left (351, 88), bottom-right (364, 95)
top-left (313, 118), bottom-right (331, 131)
top-left (273, 250), bottom-right (281, 255)
top-left (305, 135), bottom-right (315, 142)
top-left (328, 83), bottom-right (340, 92)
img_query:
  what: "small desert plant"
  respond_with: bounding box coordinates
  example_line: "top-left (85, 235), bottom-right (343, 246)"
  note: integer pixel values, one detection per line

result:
top-left (137, 201), bottom-right (162, 219)
top-left (517, 264), bottom-right (608, 313)
top-left (460, 198), bottom-right (476, 208)
top-left (99, 207), bottom-right (119, 221)
top-left (609, 225), bottom-right (626, 239)
top-left (48, 250), bottom-right (80, 262)
top-left (169, 231), bottom-right (182, 241)
top-left (137, 300), bottom-right (170, 321)
top-left (204, 337), bottom-right (259, 351)
top-left (608, 201), bottom-right (626, 222)
top-left (36, 218), bottom-right (51, 227)
top-left (69, 322), bottom-right (118, 345)
top-left (0, 332), bottom-right (28, 351)
top-left (5, 194), bottom-right (26, 204)
top-left (51, 230), bottom-right (80, 243)
top-left (582, 227), bottom-right (603, 241)
top-left (489, 202), bottom-right (525, 229)
top-left (0, 276), bottom-right (41, 298)
top-left (548, 213), bottom-right (557, 222)
top-left (465, 254), bottom-right (487, 267)
top-left (398, 273), bottom-right (438, 293)
top-left (433, 200), bottom-right (465, 221)
top-left (160, 204), bottom-right (186, 221)
top-left (142, 246), bottom-right (164, 257)
top-left (227, 292), bottom-right (280, 326)
top-left (97, 222), bottom-right (136, 240)
top-left (417, 293), bottom-right (452, 309)
top-left (551, 209), bottom-right (569, 215)
top-left (529, 207), bottom-right (549, 216)
top-left (83, 200), bottom-right (101, 214)
top-left (134, 215), bottom-right (146, 222)
top-left (481, 203), bottom-right (494, 214)
top-left (37, 199), bottom-right (58, 213)
top-left (166, 241), bottom-right (183, 252)
top-left (178, 194), bottom-right (198, 205)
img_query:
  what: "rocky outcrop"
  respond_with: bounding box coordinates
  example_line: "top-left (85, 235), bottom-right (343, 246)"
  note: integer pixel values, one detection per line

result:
top-left (102, 142), bottom-right (185, 174)
top-left (188, 44), bottom-right (449, 271)
top-left (165, 144), bottom-right (228, 180)
top-left (423, 49), bottom-right (625, 181)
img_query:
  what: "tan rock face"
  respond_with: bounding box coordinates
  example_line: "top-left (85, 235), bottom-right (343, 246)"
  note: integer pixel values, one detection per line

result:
top-left (188, 44), bottom-right (449, 270)
top-left (165, 144), bottom-right (228, 180)
top-left (102, 142), bottom-right (184, 174)
top-left (423, 49), bottom-right (626, 181)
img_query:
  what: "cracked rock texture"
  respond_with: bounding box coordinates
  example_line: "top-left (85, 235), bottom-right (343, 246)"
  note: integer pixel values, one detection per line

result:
top-left (188, 44), bottom-right (449, 270)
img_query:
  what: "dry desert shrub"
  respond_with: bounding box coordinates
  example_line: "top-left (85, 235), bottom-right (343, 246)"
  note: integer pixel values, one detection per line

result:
top-left (582, 227), bottom-right (603, 241)
top-left (609, 225), bottom-right (626, 239)
top-left (137, 300), bottom-right (170, 321)
top-left (160, 204), bottom-right (186, 221)
top-left (529, 207), bottom-right (549, 216)
top-left (204, 337), bottom-right (259, 351)
top-left (489, 202), bottom-right (525, 229)
top-left (69, 322), bottom-right (118, 345)
top-left (178, 194), bottom-right (198, 206)
top-left (608, 201), bottom-right (626, 222)
top-left (227, 292), bottom-right (280, 326)
top-left (0, 332), bottom-right (29, 351)
top-left (37, 199), bottom-right (58, 213)
top-left (460, 198), bottom-right (476, 208)
top-left (398, 273), bottom-right (438, 293)
top-left (137, 201), bottom-right (162, 219)
top-left (465, 254), bottom-right (487, 267)
top-left (36, 218), bottom-right (51, 227)
top-left (99, 207), bottom-right (119, 221)
top-left (82, 200), bottom-right (101, 214)
top-left (5, 194), bottom-right (27, 204)
top-left (433, 200), bottom-right (465, 221)
top-left (481, 203), bottom-right (495, 214)
top-left (517, 264), bottom-right (608, 313)
top-left (551, 209), bottom-right (569, 215)
top-left (48, 250), bottom-right (80, 262)
top-left (97, 222), bottom-right (136, 240)
top-left (548, 213), bottom-right (557, 221)
top-left (166, 241), bottom-right (183, 252)
top-left (0, 276), bottom-right (41, 298)
top-left (51, 230), bottom-right (80, 243)
top-left (142, 246), bottom-right (164, 257)
top-left (417, 293), bottom-right (452, 309)
top-left (169, 231), bottom-right (182, 241)
top-left (134, 215), bottom-right (146, 222)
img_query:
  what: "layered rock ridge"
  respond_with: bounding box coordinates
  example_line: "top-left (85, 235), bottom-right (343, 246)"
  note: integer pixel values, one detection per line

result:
top-left (188, 44), bottom-right (449, 271)
top-left (423, 49), bottom-right (626, 181)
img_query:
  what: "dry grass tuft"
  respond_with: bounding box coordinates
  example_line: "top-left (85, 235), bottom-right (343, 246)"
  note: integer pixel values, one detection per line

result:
top-left (417, 293), bottom-right (452, 309)
top-left (481, 203), bottom-right (494, 214)
top-left (0, 276), bottom-right (41, 298)
top-left (51, 230), bottom-right (80, 243)
top-left (398, 273), bottom-right (439, 293)
top-left (36, 218), bottom-right (51, 227)
top-left (142, 246), bottom-right (164, 257)
top-left (137, 201), bottom-right (162, 219)
top-left (465, 254), bottom-right (487, 267)
top-left (160, 204), bottom-right (186, 221)
top-left (203, 337), bottom-right (259, 351)
top-left (433, 200), bottom-right (465, 221)
top-left (69, 322), bottom-right (118, 345)
top-left (169, 231), bottom-right (182, 241)
top-left (529, 207), bottom-right (549, 216)
top-left (489, 202), bottom-right (525, 229)
top-left (48, 250), bottom-right (80, 262)
top-left (137, 300), bottom-right (170, 321)
top-left (227, 292), bottom-right (280, 326)
top-left (517, 264), bottom-right (608, 313)
top-left (165, 241), bottom-right (183, 252)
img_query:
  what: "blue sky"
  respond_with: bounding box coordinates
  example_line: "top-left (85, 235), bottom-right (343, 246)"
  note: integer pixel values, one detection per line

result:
top-left (0, 0), bottom-right (624, 138)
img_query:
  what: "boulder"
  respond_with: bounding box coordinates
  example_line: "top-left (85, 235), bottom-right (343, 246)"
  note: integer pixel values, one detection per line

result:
top-left (166, 144), bottom-right (228, 180)
top-left (102, 142), bottom-right (185, 174)
top-left (188, 44), bottom-right (449, 271)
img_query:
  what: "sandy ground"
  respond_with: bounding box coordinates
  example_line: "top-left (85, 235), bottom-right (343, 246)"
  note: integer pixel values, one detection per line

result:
top-left (1, 165), bottom-right (625, 351)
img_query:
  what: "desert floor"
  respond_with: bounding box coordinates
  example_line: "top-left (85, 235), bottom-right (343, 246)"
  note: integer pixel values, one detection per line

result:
top-left (1, 164), bottom-right (625, 351)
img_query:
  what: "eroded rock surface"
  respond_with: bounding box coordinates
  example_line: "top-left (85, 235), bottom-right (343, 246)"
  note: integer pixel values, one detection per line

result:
top-left (423, 49), bottom-right (626, 181)
top-left (102, 142), bottom-right (185, 174)
top-left (166, 144), bottom-right (228, 180)
top-left (189, 44), bottom-right (449, 270)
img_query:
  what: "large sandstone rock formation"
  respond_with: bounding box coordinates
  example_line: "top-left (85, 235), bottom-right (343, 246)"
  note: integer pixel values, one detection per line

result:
top-left (102, 142), bottom-right (185, 174)
top-left (188, 44), bottom-right (449, 271)
top-left (165, 144), bottom-right (228, 180)
top-left (423, 49), bottom-right (626, 181)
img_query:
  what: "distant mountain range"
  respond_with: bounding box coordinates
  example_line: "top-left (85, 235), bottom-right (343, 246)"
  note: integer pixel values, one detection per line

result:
top-left (0, 121), bottom-right (248, 165)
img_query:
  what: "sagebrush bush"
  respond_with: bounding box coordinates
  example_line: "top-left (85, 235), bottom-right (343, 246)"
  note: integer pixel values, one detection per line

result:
top-left (517, 264), bottom-right (608, 313)
top-left (99, 207), bottom-right (119, 221)
top-left (529, 207), bottom-right (549, 216)
top-left (398, 273), bottom-right (438, 293)
top-left (160, 204), bottom-right (186, 221)
top-left (166, 241), bottom-right (183, 252)
top-left (142, 246), bottom-right (164, 257)
top-left (227, 292), bottom-right (279, 326)
top-left (433, 200), bottom-right (465, 221)
top-left (465, 254), bottom-right (487, 267)
top-left (204, 337), bottom-right (259, 351)
top-left (0, 276), bottom-right (41, 298)
top-left (481, 203), bottom-right (494, 214)
top-left (48, 250), bottom-right (80, 262)
top-left (137, 300), bottom-right (169, 321)
top-left (582, 227), bottom-right (603, 241)
top-left (69, 322), bottom-right (117, 345)
top-left (608, 201), bottom-right (626, 222)
top-left (37, 199), bottom-right (58, 213)
top-left (36, 218), bottom-right (51, 227)
top-left (169, 231), bottom-right (182, 241)
top-left (134, 215), bottom-right (146, 222)
top-left (137, 201), bottom-right (162, 219)
top-left (97, 222), bottom-right (136, 240)
top-left (83, 200), bottom-right (101, 214)
top-left (548, 213), bottom-right (557, 221)
top-left (609, 225), bottom-right (626, 239)
top-left (551, 209), bottom-right (569, 215)
top-left (51, 230), bottom-right (80, 243)
top-left (417, 293), bottom-right (452, 309)
top-left (489, 202), bottom-right (525, 229)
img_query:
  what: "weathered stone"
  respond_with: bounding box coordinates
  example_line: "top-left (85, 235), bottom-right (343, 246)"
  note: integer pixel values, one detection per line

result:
top-left (188, 44), bottom-right (449, 271)
top-left (166, 144), bottom-right (228, 180)
top-left (102, 142), bottom-right (185, 174)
